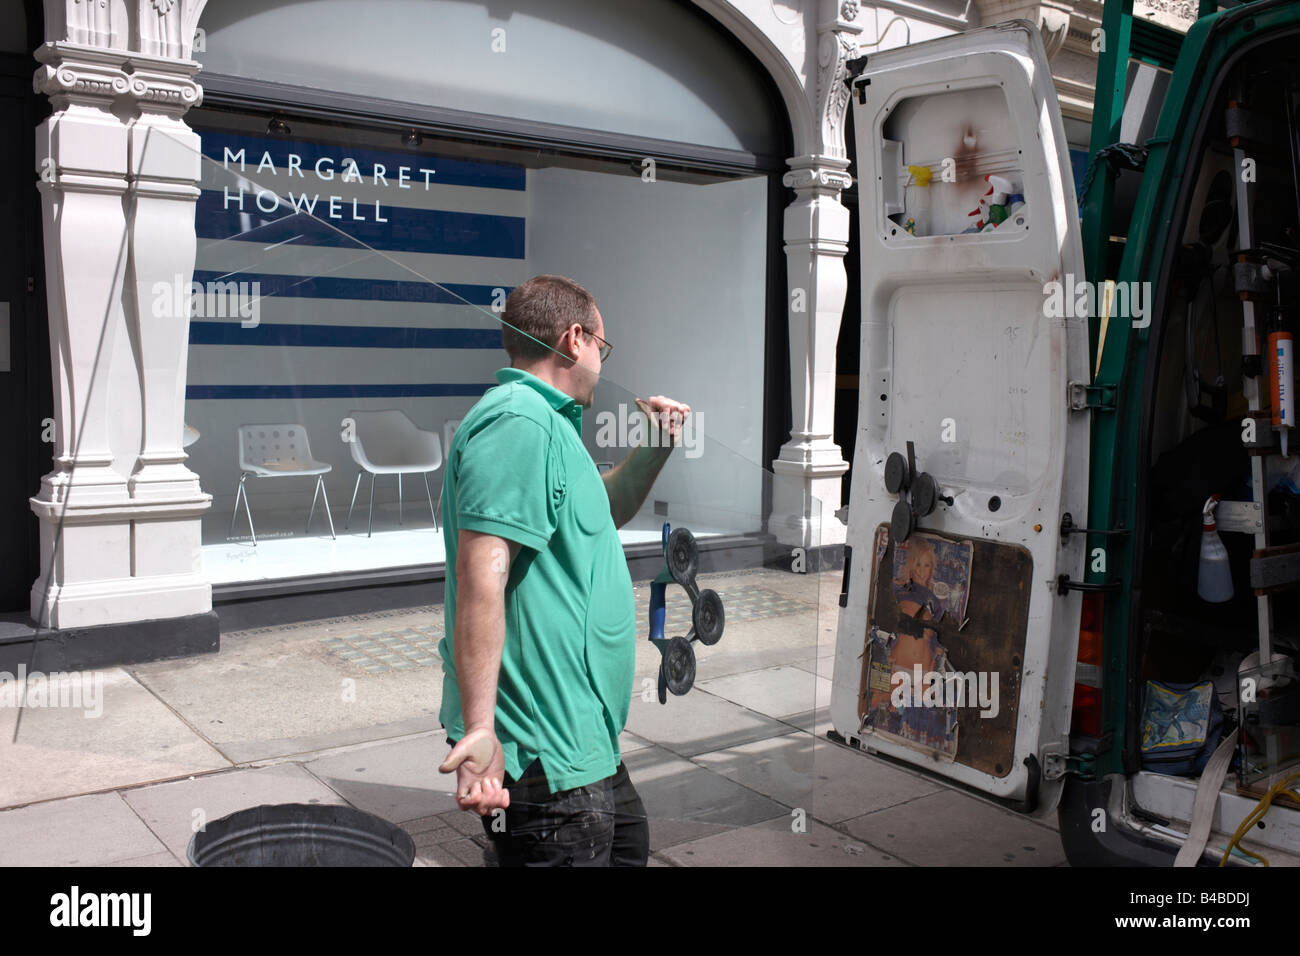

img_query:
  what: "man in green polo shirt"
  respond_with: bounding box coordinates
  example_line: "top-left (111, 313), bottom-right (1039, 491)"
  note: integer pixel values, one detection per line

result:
top-left (437, 274), bottom-right (690, 866)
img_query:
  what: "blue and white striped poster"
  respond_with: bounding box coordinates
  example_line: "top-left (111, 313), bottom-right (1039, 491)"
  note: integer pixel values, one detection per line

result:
top-left (183, 128), bottom-right (530, 531)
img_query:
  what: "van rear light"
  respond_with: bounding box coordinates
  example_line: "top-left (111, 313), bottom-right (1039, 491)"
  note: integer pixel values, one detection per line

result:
top-left (1071, 593), bottom-right (1104, 737)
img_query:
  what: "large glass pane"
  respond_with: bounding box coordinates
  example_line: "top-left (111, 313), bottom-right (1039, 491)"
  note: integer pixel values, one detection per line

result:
top-left (181, 109), bottom-right (771, 586)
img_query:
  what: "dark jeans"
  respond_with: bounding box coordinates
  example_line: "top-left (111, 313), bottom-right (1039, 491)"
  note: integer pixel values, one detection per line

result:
top-left (477, 757), bottom-right (649, 867)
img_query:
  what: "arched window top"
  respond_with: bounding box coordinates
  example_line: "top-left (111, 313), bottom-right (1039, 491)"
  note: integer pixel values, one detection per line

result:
top-left (196, 0), bottom-right (787, 157)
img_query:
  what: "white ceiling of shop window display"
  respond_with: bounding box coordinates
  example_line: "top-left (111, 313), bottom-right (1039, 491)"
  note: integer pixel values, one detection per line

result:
top-left (194, 0), bottom-right (785, 155)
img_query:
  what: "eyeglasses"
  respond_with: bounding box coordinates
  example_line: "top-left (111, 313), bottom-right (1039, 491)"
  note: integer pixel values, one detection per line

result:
top-left (583, 327), bottom-right (613, 362)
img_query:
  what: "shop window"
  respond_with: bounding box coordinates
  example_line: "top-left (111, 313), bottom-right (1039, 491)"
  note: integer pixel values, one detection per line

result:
top-left (175, 110), bottom-right (771, 586)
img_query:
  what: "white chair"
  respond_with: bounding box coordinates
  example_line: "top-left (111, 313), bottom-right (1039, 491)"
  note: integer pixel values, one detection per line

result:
top-left (443, 419), bottom-right (462, 459)
top-left (230, 424), bottom-right (336, 546)
top-left (434, 418), bottom-right (462, 524)
top-left (344, 409), bottom-right (443, 537)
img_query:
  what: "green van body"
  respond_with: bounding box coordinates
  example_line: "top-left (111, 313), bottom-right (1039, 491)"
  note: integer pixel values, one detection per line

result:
top-left (1062, 0), bottom-right (1300, 863)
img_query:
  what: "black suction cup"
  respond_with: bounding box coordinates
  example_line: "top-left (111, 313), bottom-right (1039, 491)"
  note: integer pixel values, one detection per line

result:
top-left (663, 636), bottom-right (696, 696)
top-left (891, 498), bottom-right (915, 543)
top-left (666, 527), bottom-right (699, 587)
top-left (912, 472), bottom-right (938, 516)
top-left (693, 589), bottom-right (725, 646)
top-left (884, 451), bottom-right (910, 494)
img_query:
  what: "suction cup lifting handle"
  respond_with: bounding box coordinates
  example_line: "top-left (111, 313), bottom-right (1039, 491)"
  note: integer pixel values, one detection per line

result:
top-left (649, 581), bottom-right (666, 642)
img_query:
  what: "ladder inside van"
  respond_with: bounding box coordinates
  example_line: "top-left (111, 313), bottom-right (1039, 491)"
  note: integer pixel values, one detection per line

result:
top-left (1080, 0), bottom-right (1207, 301)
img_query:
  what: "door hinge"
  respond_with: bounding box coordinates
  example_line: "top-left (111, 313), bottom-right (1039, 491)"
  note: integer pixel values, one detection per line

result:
top-left (1060, 512), bottom-right (1131, 541)
top-left (847, 55), bottom-right (870, 104)
top-left (1069, 381), bottom-right (1116, 412)
top-left (1056, 574), bottom-right (1121, 595)
top-left (1041, 744), bottom-right (1097, 781)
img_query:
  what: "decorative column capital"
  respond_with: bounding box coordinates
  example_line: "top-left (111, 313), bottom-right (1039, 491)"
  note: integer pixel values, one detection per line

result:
top-left (33, 42), bottom-right (131, 108)
top-left (783, 155), bottom-right (853, 194)
top-left (125, 53), bottom-right (204, 114)
top-left (34, 42), bottom-right (204, 115)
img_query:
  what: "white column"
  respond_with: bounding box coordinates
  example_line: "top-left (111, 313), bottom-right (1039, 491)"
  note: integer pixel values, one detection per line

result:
top-left (771, 1), bottom-right (862, 551)
top-left (30, 1), bottom-right (211, 629)
top-left (124, 56), bottom-right (203, 502)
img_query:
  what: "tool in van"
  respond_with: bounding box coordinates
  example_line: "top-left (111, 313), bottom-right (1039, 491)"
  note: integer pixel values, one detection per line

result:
top-left (1267, 284), bottom-right (1295, 457)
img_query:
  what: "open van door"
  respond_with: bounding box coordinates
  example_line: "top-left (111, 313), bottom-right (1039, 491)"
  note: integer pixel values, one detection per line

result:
top-left (830, 21), bottom-right (1091, 814)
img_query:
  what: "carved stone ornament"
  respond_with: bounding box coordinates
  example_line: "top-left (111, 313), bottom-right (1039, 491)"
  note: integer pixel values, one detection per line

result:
top-left (817, 30), bottom-right (858, 160)
top-left (1134, 0), bottom-right (1198, 31)
top-left (128, 69), bottom-right (202, 107)
top-left (841, 0), bottom-right (859, 21)
top-left (33, 45), bottom-right (131, 101)
top-left (782, 166), bottom-right (854, 190)
top-left (1036, 4), bottom-right (1072, 60)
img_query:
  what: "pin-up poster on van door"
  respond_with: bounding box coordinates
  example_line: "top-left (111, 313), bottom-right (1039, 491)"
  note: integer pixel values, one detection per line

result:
top-left (859, 524), bottom-right (1035, 776)
top-left (861, 528), bottom-right (973, 760)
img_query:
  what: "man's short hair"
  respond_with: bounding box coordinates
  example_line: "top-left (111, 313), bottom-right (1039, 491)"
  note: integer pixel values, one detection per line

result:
top-left (500, 274), bottom-right (598, 362)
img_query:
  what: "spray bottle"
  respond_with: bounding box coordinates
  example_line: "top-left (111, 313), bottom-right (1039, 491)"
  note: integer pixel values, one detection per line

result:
top-left (1198, 494), bottom-right (1234, 603)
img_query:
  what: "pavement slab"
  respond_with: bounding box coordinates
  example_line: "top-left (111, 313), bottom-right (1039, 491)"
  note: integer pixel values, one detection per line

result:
top-left (623, 745), bottom-right (789, 828)
top-left (692, 732), bottom-right (945, 825)
top-left (302, 731), bottom-right (456, 823)
top-left (697, 664), bottom-right (833, 734)
top-left (623, 687), bottom-right (794, 759)
top-left (113, 851), bottom-right (184, 867)
top-left (128, 616), bottom-right (445, 764)
top-left (647, 818), bottom-right (732, 851)
top-left (839, 788), bottom-right (1066, 866)
top-left (658, 815), bottom-right (904, 867)
top-left (439, 836), bottom-right (493, 867)
top-left (415, 843), bottom-right (472, 867)
top-left (0, 668), bottom-right (230, 809)
top-left (120, 762), bottom-right (348, 861)
top-left (0, 792), bottom-right (168, 866)
top-left (793, 655), bottom-right (835, 681)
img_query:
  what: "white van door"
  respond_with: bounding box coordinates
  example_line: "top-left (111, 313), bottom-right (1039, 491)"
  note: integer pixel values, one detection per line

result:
top-left (829, 20), bottom-right (1092, 814)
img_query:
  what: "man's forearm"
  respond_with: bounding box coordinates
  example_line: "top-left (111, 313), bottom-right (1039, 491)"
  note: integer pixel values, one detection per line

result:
top-left (603, 443), bottom-right (673, 528)
top-left (454, 590), bottom-right (505, 733)
top-left (453, 549), bottom-right (508, 733)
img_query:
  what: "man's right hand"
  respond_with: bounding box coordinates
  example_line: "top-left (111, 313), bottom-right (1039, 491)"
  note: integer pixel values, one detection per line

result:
top-left (439, 726), bottom-right (510, 816)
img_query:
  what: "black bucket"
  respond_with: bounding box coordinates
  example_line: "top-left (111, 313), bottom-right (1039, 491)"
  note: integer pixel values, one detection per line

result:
top-left (187, 803), bottom-right (415, 867)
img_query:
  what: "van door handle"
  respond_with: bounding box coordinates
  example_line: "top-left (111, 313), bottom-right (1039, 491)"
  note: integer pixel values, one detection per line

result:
top-left (838, 545), bottom-right (852, 608)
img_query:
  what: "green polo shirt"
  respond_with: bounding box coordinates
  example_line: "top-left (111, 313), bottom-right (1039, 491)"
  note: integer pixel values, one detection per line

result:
top-left (438, 367), bottom-right (636, 793)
